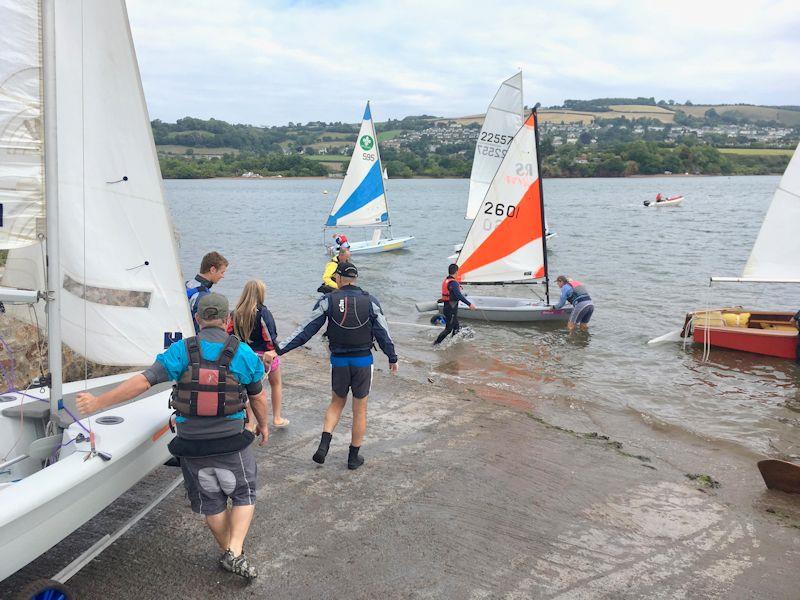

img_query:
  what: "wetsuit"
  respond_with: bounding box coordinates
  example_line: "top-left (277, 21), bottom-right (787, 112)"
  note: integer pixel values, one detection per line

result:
top-left (435, 278), bottom-right (471, 345)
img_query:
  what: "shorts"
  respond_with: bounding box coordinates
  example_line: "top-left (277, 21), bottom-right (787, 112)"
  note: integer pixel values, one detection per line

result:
top-left (330, 354), bottom-right (373, 399)
top-left (180, 446), bottom-right (257, 516)
top-left (569, 300), bottom-right (594, 325)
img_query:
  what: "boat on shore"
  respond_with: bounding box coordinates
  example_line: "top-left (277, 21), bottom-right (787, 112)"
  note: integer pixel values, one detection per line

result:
top-left (0, 0), bottom-right (193, 588)
top-left (322, 102), bottom-right (413, 255)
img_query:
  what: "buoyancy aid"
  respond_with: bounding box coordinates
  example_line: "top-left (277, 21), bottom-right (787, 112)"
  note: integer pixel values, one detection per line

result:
top-left (170, 336), bottom-right (248, 418)
top-left (567, 280), bottom-right (591, 304)
top-left (440, 276), bottom-right (455, 302)
top-left (227, 305), bottom-right (276, 352)
top-left (325, 288), bottom-right (373, 349)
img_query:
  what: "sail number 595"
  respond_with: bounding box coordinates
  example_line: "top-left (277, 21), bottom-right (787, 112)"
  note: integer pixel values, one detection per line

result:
top-left (483, 202), bottom-right (519, 218)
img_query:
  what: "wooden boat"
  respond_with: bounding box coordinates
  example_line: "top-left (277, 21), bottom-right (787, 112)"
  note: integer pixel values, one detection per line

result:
top-left (644, 195), bottom-right (683, 207)
top-left (322, 102), bottom-right (413, 255)
top-left (652, 142), bottom-right (800, 359)
top-left (680, 308), bottom-right (797, 359)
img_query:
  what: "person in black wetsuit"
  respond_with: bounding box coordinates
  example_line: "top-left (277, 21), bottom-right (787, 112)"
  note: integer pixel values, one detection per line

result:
top-left (434, 263), bottom-right (476, 345)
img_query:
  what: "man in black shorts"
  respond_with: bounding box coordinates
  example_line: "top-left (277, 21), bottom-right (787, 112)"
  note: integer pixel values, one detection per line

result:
top-left (277, 261), bottom-right (397, 469)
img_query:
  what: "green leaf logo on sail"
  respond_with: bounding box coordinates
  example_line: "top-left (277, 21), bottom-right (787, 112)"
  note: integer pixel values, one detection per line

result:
top-left (359, 135), bottom-right (374, 151)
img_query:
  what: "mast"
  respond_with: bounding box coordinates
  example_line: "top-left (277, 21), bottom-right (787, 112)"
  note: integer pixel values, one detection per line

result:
top-left (531, 103), bottom-right (550, 305)
top-left (42, 0), bottom-right (63, 428)
top-left (369, 100), bottom-right (391, 234)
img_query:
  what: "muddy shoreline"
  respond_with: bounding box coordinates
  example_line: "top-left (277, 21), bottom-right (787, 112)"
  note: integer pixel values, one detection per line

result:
top-left (3, 349), bottom-right (800, 598)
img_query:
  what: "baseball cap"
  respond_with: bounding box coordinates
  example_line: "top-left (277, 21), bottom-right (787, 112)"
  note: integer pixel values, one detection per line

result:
top-left (335, 234), bottom-right (350, 250)
top-left (335, 261), bottom-right (358, 278)
top-left (197, 292), bottom-right (229, 320)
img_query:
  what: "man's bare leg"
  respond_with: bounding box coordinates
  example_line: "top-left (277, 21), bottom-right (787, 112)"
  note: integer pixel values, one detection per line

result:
top-left (348, 396), bottom-right (368, 470)
top-left (227, 504), bottom-right (255, 556)
top-left (351, 396), bottom-right (368, 447)
top-left (313, 393), bottom-right (347, 464)
top-left (205, 510), bottom-right (230, 552)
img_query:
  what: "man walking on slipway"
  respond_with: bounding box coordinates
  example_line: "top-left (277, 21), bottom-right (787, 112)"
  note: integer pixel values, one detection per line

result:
top-left (278, 261), bottom-right (397, 469)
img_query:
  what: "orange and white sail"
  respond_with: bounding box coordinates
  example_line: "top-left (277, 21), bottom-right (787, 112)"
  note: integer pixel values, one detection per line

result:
top-left (456, 111), bottom-right (546, 284)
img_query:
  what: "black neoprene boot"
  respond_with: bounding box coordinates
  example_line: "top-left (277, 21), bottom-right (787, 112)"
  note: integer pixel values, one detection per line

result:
top-left (313, 432), bottom-right (332, 464)
top-left (348, 444), bottom-right (364, 470)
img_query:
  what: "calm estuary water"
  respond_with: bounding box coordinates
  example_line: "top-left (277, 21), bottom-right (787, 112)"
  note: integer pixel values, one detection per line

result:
top-left (165, 175), bottom-right (799, 457)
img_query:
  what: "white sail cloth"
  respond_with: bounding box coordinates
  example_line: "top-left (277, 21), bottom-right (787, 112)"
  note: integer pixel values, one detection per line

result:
top-left (1, 0), bottom-right (194, 366)
top-left (326, 102), bottom-right (388, 228)
top-left (742, 143), bottom-right (800, 281)
top-left (0, 0), bottom-right (45, 250)
top-left (465, 72), bottom-right (523, 220)
top-left (457, 113), bottom-right (545, 284)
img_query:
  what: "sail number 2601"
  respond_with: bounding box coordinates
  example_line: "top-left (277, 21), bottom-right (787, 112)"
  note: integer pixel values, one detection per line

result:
top-left (483, 202), bottom-right (519, 218)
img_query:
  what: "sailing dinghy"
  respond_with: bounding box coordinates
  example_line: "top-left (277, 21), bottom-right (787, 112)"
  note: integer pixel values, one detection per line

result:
top-left (419, 107), bottom-right (570, 323)
top-left (323, 102), bottom-right (413, 255)
top-left (449, 73), bottom-right (554, 262)
top-left (0, 0), bottom-right (193, 585)
top-left (655, 143), bottom-right (800, 358)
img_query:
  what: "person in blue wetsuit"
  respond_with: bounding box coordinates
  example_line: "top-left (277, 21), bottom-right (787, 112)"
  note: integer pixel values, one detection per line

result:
top-left (186, 251), bottom-right (229, 333)
top-left (434, 263), bottom-right (476, 345)
top-left (555, 275), bottom-right (595, 332)
top-left (277, 261), bottom-right (397, 470)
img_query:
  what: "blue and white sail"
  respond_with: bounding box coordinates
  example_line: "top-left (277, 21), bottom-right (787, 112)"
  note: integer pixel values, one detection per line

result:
top-left (326, 102), bottom-right (389, 228)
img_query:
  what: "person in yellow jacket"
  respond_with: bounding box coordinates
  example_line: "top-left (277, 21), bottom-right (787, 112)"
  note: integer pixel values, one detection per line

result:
top-left (318, 236), bottom-right (351, 293)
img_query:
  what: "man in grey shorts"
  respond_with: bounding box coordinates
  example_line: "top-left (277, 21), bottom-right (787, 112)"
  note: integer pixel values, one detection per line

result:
top-left (277, 261), bottom-right (397, 470)
top-left (77, 293), bottom-right (270, 580)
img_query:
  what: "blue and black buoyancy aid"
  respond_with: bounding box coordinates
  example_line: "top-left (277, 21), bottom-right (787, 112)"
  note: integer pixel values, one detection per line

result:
top-left (567, 280), bottom-right (591, 305)
top-left (326, 287), bottom-right (373, 349)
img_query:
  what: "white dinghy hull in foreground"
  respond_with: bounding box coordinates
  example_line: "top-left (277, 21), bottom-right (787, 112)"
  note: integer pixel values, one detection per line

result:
top-left (0, 374), bottom-right (174, 582)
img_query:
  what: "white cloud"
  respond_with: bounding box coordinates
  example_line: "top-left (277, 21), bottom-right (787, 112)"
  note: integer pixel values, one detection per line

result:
top-left (126, 0), bottom-right (800, 125)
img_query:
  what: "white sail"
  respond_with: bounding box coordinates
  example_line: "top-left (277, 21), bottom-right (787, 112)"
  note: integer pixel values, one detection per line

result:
top-left (742, 143), bottom-right (800, 280)
top-left (0, 0), bottom-right (45, 250)
top-left (326, 102), bottom-right (388, 228)
top-left (2, 0), bottom-right (194, 366)
top-left (457, 112), bottom-right (546, 284)
top-left (465, 72), bottom-right (523, 220)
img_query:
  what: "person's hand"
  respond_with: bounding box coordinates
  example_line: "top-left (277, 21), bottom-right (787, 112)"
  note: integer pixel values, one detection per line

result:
top-left (76, 392), bottom-right (100, 416)
top-left (263, 350), bottom-right (277, 365)
top-left (469, 303), bottom-right (477, 311)
top-left (245, 421), bottom-right (257, 434)
top-left (389, 362), bottom-right (398, 374)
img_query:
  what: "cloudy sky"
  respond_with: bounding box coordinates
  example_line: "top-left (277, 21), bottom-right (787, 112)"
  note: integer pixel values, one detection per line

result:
top-left (127, 0), bottom-right (800, 126)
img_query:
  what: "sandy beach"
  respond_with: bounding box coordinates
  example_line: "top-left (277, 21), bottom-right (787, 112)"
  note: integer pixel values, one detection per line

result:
top-left (4, 348), bottom-right (799, 599)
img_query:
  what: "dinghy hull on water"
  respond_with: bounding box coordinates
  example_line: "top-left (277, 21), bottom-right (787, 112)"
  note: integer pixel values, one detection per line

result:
top-left (0, 374), bottom-right (174, 581)
top-left (347, 235), bottom-right (414, 254)
top-left (420, 297), bottom-right (571, 323)
top-left (682, 308), bottom-right (798, 360)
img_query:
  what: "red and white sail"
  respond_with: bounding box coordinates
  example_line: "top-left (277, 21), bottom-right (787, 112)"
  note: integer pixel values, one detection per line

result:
top-left (457, 112), bottom-right (546, 284)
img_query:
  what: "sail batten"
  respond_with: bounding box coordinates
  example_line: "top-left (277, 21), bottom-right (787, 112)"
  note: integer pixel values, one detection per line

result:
top-left (326, 101), bottom-right (388, 228)
top-left (457, 112), bottom-right (546, 284)
top-left (465, 72), bottom-right (523, 220)
top-left (742, 143), bottom-right (800, 280)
